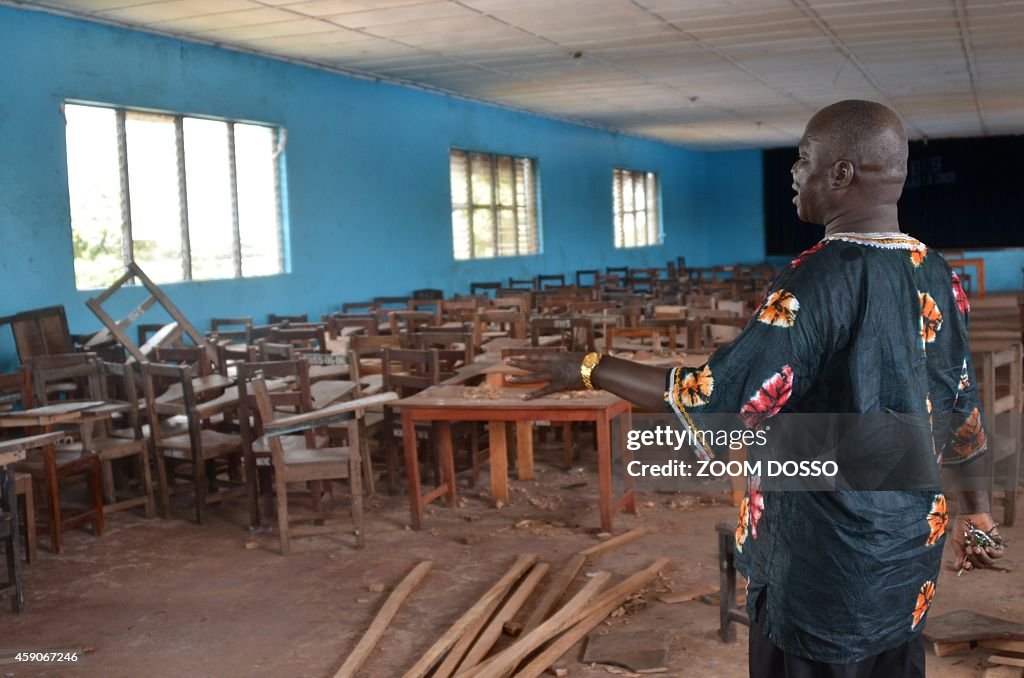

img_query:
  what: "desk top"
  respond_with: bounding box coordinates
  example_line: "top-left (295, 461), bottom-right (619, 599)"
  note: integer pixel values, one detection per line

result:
top-left (0, 401), bottom-right (107, 427)
top-left (394, 385), bottom-right (625, 411)
top-left (0, 432), bottom-right (66, 466)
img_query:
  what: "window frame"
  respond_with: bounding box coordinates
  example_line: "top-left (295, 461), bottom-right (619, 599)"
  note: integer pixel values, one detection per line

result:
top-left (612, 167), bottom-right (662, 249)
top-left (449, 148), bottom-right (540, 261)
top-left (64, 100), bottom-right (286, 289)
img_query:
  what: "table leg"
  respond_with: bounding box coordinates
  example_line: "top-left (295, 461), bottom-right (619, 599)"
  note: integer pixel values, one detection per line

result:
top-left (43, 444), bottom-right (62, 555)
top-left (977, 262), bottom-right (986, 299)
top-left (515, 421), bottom-right (533, 481)
top-left (596, 415), bottom-right (613, 532)
top-left (404, 412), bottom-right (424, 530)
top-left (2, 469), bottom-right (24, 612)
top-left (621, 409), bottom-right (637, 514)
top-left (488, 420), bottom-right (509, 507)
top-left (437, 422), bottom-right (456, 507)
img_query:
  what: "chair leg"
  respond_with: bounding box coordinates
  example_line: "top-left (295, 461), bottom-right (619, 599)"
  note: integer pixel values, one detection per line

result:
top-left (155, 454), bottom-right (171, 519)
top-left (349, 419), bottom-right (365, 549)
top-left (101, 458), bottom-right (117, 505)
top-left (562, 423), bottom-right (574, 468)
top-left (3, 471), bottom-right (25, 613)
top-left (139, 448), bottom-right (156, 519)
top-left (19, 476), bottom-right (37, 564)
top-left (44, 455), bottom-right (62, 555)
top-left (194, 459), bottom-right (207, 525)
top-left (88, 456), bottom-right (105, 537)
top-left (359, 425), bottom-right (375, 497)
top-left (275, 471), bottom-right (290, 556)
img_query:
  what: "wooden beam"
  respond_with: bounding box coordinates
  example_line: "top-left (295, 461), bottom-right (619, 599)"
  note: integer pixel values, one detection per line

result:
top-left (515, 558), bottom-right (673, 678)
top-left (520, 554), bottom-right (585, 636)
top-left (402, 554), bottom-right (537, 678)
top-left (577, 527), bottom-right (650, 558)
top-left (457, 571), bottom-right (612, 678)
top-left (457, 562), bottom-right (551, 672)
top-left (333, 561), bottom-right (433, 678)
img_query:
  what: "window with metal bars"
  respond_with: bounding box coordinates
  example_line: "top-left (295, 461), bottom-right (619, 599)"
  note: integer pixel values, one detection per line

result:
top-left (64, 102), bottom-right (285, 290)
top-left (449, 149), bottom-right (539, 260)
top-left (612, 168), bottom-right (661, 248)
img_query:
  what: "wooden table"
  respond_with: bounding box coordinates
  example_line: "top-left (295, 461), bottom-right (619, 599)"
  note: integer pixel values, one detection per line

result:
top-left (1, 434), bottom-right (63, 612)
top-left (393, 386), bottom-right (634, 532)
top-left (946, 257), bottom-right (986, 298)
top-left (0, 403), bottom-right (113, 554)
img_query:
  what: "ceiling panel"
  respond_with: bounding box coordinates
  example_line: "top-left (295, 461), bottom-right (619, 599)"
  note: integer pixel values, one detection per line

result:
top-left (15, 0), bottom-right (1024, 149)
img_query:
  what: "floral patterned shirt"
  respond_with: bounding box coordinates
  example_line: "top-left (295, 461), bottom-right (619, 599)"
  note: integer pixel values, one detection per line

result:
top-left (665, 232), bottom-right (987, 663)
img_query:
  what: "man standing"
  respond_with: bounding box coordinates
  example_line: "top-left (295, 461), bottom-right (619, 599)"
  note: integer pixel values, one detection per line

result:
top-left (509, 100), bottom-right (1003, 677)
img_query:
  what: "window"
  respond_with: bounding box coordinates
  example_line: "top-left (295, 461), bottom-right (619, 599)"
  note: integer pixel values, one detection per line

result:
top-left (449, 149), bottom-right (539, 260)
top-left (613, 168), bottom-right (661, 248)
top-left (64, 102), bottom-right (284, 289)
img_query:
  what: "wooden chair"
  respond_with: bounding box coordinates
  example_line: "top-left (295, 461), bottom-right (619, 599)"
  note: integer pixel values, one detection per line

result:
top-left (388, 310), bottom-right (439, 337)
top-left (248, 379), bottom-right (395, 553)
top-left (0, 367), bottom-right (33, 414)
top-left (530, 317), bottom-right (596, 353)
top-left (1, 458), bottom-right (25, 611)
top-left (606, 326), bottom-right (672, 354)
top-left (324, 313), bottom-right (377, 340)
top-left (143, 362), bottom-right (246, 524)
top-left (341, 301), bottom-right (378, 315)
top-left (473, 310), bottom-right (527, 351)
top-left (606, 266), bottom-right (630, 280)
top-left (980, 344), bottom-right (1022, 526)
top-left (209, 317), bottom-right (253, 343)
top-left (269, 324), bottom-right (329, 355)
top-left (381, 347), bottom-right (441, 490)
top-left (236, 360), bottom-right (322, 528)
top-left (403, 331), bottom-right (474, 379)
top-left (411, 288), bottom-right (444, 300)
top-left (32, 359), bottom-right (154, 519)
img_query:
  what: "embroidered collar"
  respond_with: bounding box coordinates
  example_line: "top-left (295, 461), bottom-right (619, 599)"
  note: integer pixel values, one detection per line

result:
top-left (823, 231), bottom-right (924, 250)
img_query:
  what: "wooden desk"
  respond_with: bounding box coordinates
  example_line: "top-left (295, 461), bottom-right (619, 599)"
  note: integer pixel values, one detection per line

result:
top-left (946, 257), bottom-right (986, 298)
top-left (0, 435), bottom-right (64, 612)
top-left (393, 386), bottom-right (634, 532)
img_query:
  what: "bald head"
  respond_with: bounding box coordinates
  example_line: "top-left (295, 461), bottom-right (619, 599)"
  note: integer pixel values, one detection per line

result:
top-left (804, 100), bottom-right (908, 189)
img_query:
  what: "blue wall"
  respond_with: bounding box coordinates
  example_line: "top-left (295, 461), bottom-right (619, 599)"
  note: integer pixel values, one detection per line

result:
top-left (0, 6), bottom-right (763, 367)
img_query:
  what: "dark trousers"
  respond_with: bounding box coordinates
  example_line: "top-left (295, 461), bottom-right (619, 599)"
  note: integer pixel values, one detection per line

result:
top-left (749, 594), bottom-right (925, 678)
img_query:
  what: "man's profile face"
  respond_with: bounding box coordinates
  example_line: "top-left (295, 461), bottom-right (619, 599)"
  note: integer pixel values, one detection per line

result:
top-left (790, 125), bottom-right (833, 226)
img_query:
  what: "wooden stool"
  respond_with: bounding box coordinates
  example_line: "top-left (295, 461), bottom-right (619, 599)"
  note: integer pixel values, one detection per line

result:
top-left (14, 473), bottom-right (35, 564)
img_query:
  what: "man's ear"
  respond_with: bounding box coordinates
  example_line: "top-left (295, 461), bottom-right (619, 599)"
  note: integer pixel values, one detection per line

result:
top-left (830, 160), bottom-right (854, 189)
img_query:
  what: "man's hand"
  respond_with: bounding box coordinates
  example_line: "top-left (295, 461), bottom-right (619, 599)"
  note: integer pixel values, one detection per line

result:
top-left (506, 352), bottom-right (586, 399)
top-left (951, 512), bottom-right (1005, 573)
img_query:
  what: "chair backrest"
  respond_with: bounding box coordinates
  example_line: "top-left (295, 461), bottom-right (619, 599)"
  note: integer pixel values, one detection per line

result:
top-left (30, 356), bottom-right (105, 406)
top-left (269, 324), bottom-right (328, 355)
top-left (0, 366), bottom-right (33, 412)
top-left (606, 266), bottom-right (630, 279)
top-left (473, 310), bottom-right (528, 350)
top-left (152, 345), bottom-right (216, 376)
top-left (537, 274), bottom-right (566, 289)
top-left (606, 326), bottom-right (671, 354)
top-left (373, 296), bottom-right (411, 310)
top-left (575, 269), bottom-right (600, 287)
top-left (508, 277), bottom-right (536, 290)
top-left (142, 361), bottom-right (199, 449)
top-left (381, 347), bottom-right (440, 397)
top-left (341, 301), bottom-right (378, 314)
top-left (267, 313), bottom-right (308, 325)
top-left (469, 281), bottom-right (502, 297)
top-left (324, 313), bottom-right (378, 340)
top-left (209, 317), bottom-right (254, 343)
top-left (24, 352), bottom-right (100, 404)
top-left (1, 305), bottom-right (74, 365)
top-left (404, 331), bottom-right (473, 377)
top-left (530, 317), bottom-right (595, 352)
top-left (389, 310), bottom-right (440, 336)
top-left (236, 360), bottom-right (316, 447)
top-left (411, 288), bottom-right (444, 300)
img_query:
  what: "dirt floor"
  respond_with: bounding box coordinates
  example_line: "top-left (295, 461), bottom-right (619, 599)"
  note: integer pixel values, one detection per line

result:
top-left (2, 442), bottom-right (1022, 678)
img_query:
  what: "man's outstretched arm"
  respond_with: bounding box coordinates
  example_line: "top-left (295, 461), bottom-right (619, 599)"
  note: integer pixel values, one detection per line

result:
top-left (506, 353), bottom-right (669, 411)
